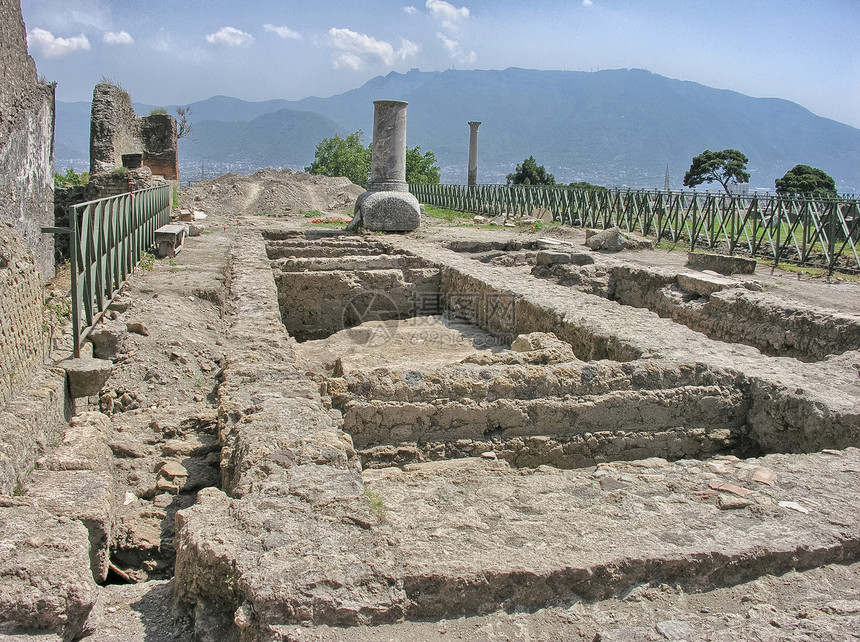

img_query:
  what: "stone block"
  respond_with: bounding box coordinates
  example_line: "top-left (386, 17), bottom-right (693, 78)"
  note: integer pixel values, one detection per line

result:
top-left (353, 191), bottom-right (420, 232)
top-left (676, 272), bottom-right (739, 297)
top-left (0, 498), bottom-right (98, 639)
top-left (585, 226), bottom-right (654, 252)
top-left (26, 469), bottom-right (116, 583)
top-left (686, 252), bottom-right (756, 275)
top-left (60, 356), bottom-right (113, 398)
top-left (88, 315), bottom-right (128, 360)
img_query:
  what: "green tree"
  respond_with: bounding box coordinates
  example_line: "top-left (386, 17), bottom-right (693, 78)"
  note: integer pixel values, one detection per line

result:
top-left (405, 145), bottom-right (440, 184)
top-left (683, 149), bottom-right (750, 194)
top-left (775, 164), bottom-right (837, 198)
top-left (305, 131), bottom-right (372, 188)
top-left (54, 168), bottom-right (89, 188)
top-left (568, 181), bottom-right (607, 192)
top-left (506, 156), bottom-right (555, 186)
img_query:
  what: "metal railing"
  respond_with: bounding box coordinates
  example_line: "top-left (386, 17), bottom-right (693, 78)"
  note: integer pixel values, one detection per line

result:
top-left (410, 184), bottom-right (860, 273)
top-left (45, 185), bottom-right (170, 357)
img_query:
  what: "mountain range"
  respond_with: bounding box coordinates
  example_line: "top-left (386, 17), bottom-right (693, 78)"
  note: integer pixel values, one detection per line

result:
top-left (54, 67), bottom-right (860, 194)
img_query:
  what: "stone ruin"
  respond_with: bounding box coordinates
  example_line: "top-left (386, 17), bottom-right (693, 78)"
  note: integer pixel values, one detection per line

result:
top-left (1, 0), bottom-right (859, 638)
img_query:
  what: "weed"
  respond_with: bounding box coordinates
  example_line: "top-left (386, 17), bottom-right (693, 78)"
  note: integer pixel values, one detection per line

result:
top-left (139, 252), bottom-right (156, 271)
top-left (364, 488), bottom-right (386, 522)
top-left (172, 185), bottom-right (180, 209)
top-left (425, 206), bottom-right (472, 224)
top-left (111, 166), bottom-right (128, 178)
top-left (148, 107), bottom-right (168, 116)
top-left (304, 209), bottom-right (324, 219)
top-left (656, 241), bottom-right (678, 251)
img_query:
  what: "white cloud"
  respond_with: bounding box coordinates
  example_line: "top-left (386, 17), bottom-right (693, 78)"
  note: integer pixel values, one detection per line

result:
top-left (327, 28), bottom-right (419, 70)
top-left (403, 5), bottom-right (418, 14)
top-left (582, 0), bottom-right (593, 6)
top-left (263, 24), bottom-right (301, 39)
top-left (27, 28), bottom-right (91, 57)
top-left (426, 0), bottom-right (470, 30)
top-left (436, 32), bottom-right (475, 64)
top-left (103, 30), bottom-right (133, 45)
top-left (206, 26), bottom-right (254, 47)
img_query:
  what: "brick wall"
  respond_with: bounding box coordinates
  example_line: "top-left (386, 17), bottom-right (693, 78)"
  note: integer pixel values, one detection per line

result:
top-left (0, 224), bottom-right (45, 407)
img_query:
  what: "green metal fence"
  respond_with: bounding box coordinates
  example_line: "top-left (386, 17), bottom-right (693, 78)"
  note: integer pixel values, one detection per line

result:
top-left (410, 184), bottom-right (860, 273)
top-left (46, 185), bottom-right (171, 358)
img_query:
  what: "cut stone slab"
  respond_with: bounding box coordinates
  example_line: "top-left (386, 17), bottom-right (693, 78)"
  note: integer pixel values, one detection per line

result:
top-left (536, 250), bottom-right (595, 266)
top-left (60, 356), bottom-right (113, 398)
top-left (676, 272), bottom-right (740, 297)
top-left (686, 252), bottom-right (756, 275)
top-left (0, 498), bottom-right (98, 640)
top-left (352, 191), bottom-right (420, 232)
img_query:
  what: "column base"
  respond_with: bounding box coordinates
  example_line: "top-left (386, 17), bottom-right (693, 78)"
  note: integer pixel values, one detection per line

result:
top-left (350, 190), bottom-right (421, 232)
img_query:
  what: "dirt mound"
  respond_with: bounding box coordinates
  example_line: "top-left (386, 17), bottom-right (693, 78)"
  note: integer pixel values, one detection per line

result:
top-left (181, 168), bottom-right (364, 217)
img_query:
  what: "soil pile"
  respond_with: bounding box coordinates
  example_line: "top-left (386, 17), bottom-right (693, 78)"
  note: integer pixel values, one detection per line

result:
top-left (181, 168), bottom-right (364, 217)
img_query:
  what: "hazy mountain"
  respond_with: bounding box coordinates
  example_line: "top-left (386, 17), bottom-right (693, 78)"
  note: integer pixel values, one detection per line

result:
top-left (54, 68), bottom-right (860, 193)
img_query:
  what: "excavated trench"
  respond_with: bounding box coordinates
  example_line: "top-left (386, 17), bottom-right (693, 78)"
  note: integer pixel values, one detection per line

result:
top-left (447, 240), bottom-right (860, 362)
top-left (270, 233), bottom-right (761, 473)
top-left (165, 228), bottom-right (860, 639)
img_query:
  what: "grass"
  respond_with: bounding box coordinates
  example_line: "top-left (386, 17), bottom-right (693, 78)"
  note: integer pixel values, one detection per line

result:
top-left (424, 206), bottom-right (473, 224)
top-left (364, 488), bottom-right (386, 523)
top-left (139, 252), bottom-right (156, 271)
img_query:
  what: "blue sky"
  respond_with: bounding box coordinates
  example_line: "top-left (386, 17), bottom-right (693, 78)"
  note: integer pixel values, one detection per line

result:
top-left (20, 0), bottom-right (860, 128)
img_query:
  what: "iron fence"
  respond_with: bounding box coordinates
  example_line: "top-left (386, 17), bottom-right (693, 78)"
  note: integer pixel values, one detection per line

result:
top-left (45, 185), bottom-right (171, 358)
top-left (410, 184), bottom-right (860, 273)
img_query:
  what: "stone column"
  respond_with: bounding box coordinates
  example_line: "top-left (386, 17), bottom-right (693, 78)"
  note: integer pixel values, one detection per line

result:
top-left (350, 100), bottom-right (420, 232)
top-left (467, 121), bottom-right (481, 187)
top-left (370, 100), bottom-right (408, 191)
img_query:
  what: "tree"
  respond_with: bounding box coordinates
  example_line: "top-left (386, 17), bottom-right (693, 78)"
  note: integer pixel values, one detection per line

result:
top-left (683, 149), bottom-right (750, 194)
top-left (405, 145), bottom-right (440, 184)
top-left (506, 156), bottom-right (555, 186)
top-left (175, 106), bottom-right (194, 140)
top-left (775, 164), bottom-right (837, 198)
top-left (568, 181), bottom-right (607, 192)
top-left (54, 167), bottom-right (89, 188)
top-left (305, 131), bottom-right (372, 188)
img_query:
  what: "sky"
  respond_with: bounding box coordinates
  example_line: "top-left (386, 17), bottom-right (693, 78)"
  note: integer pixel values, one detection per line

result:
top-left (19, 0), bottom-right (860, 129)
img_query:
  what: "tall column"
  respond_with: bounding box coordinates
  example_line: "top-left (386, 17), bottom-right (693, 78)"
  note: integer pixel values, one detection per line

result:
top-left (349, 100), bottom-right (421, 232)
top-left (370, 100), bottom-right (408, 191)
top-left (467, 121), bottom-right (481, 187)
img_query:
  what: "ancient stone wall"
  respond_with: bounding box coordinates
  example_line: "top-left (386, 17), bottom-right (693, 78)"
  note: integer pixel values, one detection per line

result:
top-left (0, 0), bottom-right (56, 281)
top-left (89, 84), bottom-right (178, 181)
top-left (0, 225), bottom-right (45, 407)
top-left (140, 113), bottom-right (178, 180)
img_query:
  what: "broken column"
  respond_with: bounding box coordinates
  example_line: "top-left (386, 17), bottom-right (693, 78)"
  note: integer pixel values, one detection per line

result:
top-left (467, 121), bottom-right (481, 186)
top-left (350, 100), bottom-right (420, 232)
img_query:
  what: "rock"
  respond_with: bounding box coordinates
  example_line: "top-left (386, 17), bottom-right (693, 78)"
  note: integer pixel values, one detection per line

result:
top-left (536, 250), bottom-right (571, 265)
top-left (510, 332), bottom-right (576, 363)
top-left (676, 272), bottom-right (739, 297)
top-left (718, 494), bottom-right (753, 510)
top-left (126, 321), bottom-right (150, 336)
top-left (686, 252), bottom-right (756, 275)
top-left (188, 222), bottom-right (205, 237)
top-left (656, 620), bottom-right (693, 640)
top-left (0, 499), bottom-right (98, 640)
top-left (60, 356), bottom-right (113, 398)
top-left (88, 316), bottom-right (128, 360)
top-left (159, 461), bottom-right (189, 480)
top-left (585, 226), bottom-right (653, 251)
